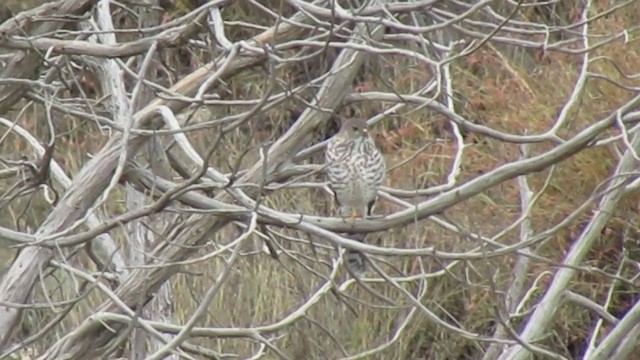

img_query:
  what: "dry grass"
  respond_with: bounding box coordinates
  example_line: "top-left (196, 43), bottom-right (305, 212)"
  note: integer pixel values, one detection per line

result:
top-left (3, 1), bottom-right (640, 359)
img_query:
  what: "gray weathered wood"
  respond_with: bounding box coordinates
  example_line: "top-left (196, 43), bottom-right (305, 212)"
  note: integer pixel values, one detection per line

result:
top-left (0, 0), bottom-right (93, 115)
top-left (42, 3), bottom-right (388, 357)
top-left (0, 4), bottom-right (312, 352)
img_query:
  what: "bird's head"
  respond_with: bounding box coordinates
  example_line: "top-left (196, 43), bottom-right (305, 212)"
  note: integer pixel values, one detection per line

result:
top-left (340, 118), bottom-right (369, 139)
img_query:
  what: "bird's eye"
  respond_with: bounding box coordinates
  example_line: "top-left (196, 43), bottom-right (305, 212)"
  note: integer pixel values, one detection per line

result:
top-left (352, 126), bottom-right (359, 131)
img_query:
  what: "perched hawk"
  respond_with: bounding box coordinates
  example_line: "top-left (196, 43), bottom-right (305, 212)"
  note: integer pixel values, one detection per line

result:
top-left (325, 118), bottom-right (386, 273)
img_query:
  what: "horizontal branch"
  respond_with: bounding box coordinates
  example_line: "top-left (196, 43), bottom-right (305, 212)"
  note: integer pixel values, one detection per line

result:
top-left (0, 0), bottom-right (94, 114)
top-left (0, 0), bottom-right (231, 58)
top-left (0, 2), bottom-right (320, 352)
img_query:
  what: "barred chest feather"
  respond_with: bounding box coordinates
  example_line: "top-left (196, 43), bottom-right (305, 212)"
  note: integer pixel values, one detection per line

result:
top-left (326, 134), bottom-right (385, 205)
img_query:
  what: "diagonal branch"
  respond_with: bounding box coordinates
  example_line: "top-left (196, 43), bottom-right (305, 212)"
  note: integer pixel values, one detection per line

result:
top-left (0, 4), bottom-right (320, 350)
top-left (42, 1), bottom-right (389, 357)
top-left (0, 0), bottom-right (94, 114)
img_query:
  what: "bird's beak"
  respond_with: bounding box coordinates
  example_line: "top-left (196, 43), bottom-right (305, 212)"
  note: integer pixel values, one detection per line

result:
top-left (362, 128), bottom-right (368, 133)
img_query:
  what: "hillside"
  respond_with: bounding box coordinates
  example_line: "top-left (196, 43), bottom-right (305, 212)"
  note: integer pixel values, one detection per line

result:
top-left (1, 1), bottom-right (640, 359)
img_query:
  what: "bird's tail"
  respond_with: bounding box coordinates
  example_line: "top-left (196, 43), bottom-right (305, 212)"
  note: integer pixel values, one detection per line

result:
top-left (345, 233), bottom-right (367, 274)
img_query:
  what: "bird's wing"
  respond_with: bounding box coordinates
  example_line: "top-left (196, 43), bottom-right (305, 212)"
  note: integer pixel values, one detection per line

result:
top-left (325, 138), bottom-right (350, 207)
top-left (365, 143), bottom-right (386, 188)
top-left (326, 162), bottom-right (348, 207)
top-left (363, 138), bottom-right (386, 215)
top-left (325, 140), bottom-right (349, 186)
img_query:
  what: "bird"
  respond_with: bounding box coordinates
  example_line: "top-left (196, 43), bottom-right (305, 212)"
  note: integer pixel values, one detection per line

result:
top-left (325, 118), bottom-right (386, 274)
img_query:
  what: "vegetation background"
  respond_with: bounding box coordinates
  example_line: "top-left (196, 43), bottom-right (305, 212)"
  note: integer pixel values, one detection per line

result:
top-left (1, 0), bottom-right (640, 359)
